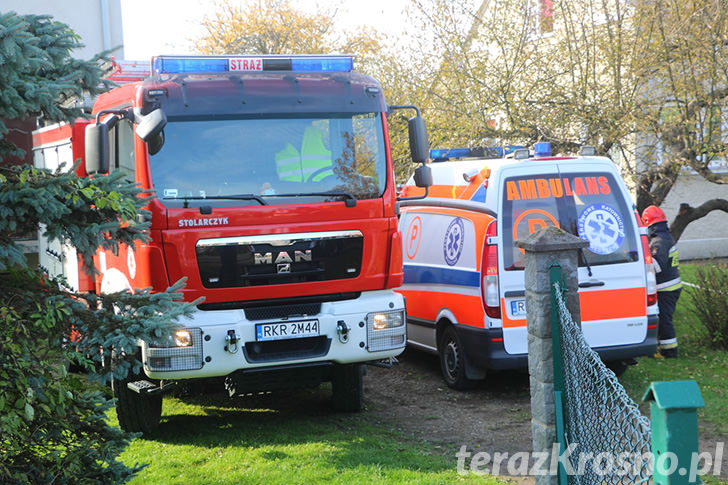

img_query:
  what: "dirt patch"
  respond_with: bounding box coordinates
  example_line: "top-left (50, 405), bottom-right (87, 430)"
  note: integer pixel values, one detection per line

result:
top-left (361, 348), bottom-right (728, 482)
top-left (364, 348), bottom-right (532, 454)
top-left (363, 348), bottom-right (534, 483)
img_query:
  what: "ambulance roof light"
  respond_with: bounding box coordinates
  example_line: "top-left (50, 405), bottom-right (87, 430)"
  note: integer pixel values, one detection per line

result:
top-left (580, 145), bottom-right (596, 156)
top-left (151, 55), bottom-right (354, 75)
top-left (534, 142), bottom-right (551, 157)
top-left (513, 148), bottom-right (530, 159)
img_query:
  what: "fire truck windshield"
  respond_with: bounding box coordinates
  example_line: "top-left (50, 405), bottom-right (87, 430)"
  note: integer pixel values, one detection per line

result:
top-left (150, 113), bottom-right (387, 208)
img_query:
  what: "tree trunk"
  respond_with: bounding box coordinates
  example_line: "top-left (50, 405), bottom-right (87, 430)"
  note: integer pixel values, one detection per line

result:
top-left (669, 199), bottom-right (728, 242)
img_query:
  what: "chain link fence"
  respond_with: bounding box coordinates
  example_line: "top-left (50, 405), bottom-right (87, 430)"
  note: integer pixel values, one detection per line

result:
top-left (553, 281), bottom-right (652, 484)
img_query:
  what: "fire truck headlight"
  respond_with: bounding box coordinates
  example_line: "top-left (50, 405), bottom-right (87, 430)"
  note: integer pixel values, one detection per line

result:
top-left (174, 330), bottom-right (193, 347)
top-left (143, 328), bottom-right (203, 372)
top-left (371, 312), bottom-right (404, 331)
top-left (366, 310), bottom-right (406, 352)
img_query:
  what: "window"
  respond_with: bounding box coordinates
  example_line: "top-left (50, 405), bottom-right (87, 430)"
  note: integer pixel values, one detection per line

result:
top-left (108, 119), bottom-right (135, 182)
top-left (501, 172), bottom-right (639, 271)
top-left (149, 114), bottom-right (388, 208)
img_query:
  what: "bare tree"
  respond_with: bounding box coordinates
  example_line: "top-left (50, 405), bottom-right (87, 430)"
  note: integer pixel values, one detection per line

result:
top-left (396, 0), bottom-right (728, 239)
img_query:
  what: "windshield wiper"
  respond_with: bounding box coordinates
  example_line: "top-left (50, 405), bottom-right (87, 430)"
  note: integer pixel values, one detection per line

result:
top-left (262, 190), bottom-right (357, 207)
top-left (163, 194), bottom-right (267, 206)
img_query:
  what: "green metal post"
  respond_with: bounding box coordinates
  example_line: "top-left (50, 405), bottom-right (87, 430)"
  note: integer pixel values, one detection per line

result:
top-left (550, 263), bottom-right (568, 485)
top-left (643, 380), bottom-right (705, 484)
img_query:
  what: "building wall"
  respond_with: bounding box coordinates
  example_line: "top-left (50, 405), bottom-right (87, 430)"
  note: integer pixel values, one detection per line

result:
top-left (661, 173), bottom-right (728, 261)
top-left (2, 0), bottom-right (124, 60)
top-left (2, 0), bottom-right (124, 258)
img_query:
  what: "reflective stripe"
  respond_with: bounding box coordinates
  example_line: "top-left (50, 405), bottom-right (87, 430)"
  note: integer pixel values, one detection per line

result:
top-left (653, 259), bottom-right (662, 274)
top-left (301, 126), bottom-right (332, 182)
top-left (658, 339), bottom-right (678, 349)
top-left (275, 143), bottom-right (302, 182)
top-left (657, 276), bottom-right (682, 291)
top-left (277, 167), bottom-right (303, 179)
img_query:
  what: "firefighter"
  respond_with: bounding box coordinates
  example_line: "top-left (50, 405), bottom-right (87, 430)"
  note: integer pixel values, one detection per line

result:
top-left (274, 123), bottom-right (333, 183)
top-left (642, 205), bottom-right (681, 358)
top-left (274, 142), bottom-right (302, 182)
top-left (300, 124), bottom-right (333, 182)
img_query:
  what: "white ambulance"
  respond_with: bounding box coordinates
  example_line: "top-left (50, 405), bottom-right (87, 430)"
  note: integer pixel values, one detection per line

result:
top-left (397, 143), bottom-right (658, 389)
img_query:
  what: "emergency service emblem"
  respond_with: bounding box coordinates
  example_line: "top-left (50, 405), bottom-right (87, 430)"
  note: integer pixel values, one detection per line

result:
top-left (443, 217), bottom-right (465, 266)
top-left (577, 203), bottom-right (625, 255)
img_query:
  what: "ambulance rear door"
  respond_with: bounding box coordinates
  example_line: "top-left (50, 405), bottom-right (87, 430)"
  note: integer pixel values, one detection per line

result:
top-left (496, 162), bottom-right (560, 355)
top-left (496, 161), bottom-right (647, 355)
top-left (556, 162), bottom-right (647, 349)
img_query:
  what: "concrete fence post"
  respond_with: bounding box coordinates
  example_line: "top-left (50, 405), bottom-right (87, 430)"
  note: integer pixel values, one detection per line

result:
top-left (516, 226), bottom-right (588, 485)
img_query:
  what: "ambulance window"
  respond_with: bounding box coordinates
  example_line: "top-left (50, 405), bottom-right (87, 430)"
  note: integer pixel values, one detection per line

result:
top-left (502, 175), bottom-right (563, 271)
top-left (562, 172), bottom-right (639, 266)
top-left (501, 173), bottom-right (639, 271)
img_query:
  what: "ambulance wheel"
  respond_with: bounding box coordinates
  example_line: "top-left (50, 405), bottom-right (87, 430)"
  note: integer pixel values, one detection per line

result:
top-left (331, 363), bottom-right (364, 412)
top-left (605, 360), bottom-right (630, 378)
top-left (112, 364), bottom-right (162, 435)
top-left (440, 326), bottom-right (477, 390)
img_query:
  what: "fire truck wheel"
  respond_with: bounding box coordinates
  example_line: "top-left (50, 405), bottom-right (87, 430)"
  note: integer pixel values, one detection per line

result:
top-left (112, 366), bottom-right (162, 435)
top-left (331, 363), bottom-right (364, 412)
top-left (439, 326), bottom-right (477, 390)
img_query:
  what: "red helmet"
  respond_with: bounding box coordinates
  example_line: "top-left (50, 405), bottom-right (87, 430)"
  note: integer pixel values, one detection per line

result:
top-left (642, 205), bottom-right (667, 227)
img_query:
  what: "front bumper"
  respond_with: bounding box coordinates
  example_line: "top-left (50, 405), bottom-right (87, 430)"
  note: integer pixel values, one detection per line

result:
top-left (142, 290), bottom-right (405, 380)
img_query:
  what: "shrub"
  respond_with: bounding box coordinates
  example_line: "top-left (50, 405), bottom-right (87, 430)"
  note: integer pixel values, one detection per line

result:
top-left (0, 12), bottom-right (195, 483)
top-left (686, 263), bottom-right (728, 350)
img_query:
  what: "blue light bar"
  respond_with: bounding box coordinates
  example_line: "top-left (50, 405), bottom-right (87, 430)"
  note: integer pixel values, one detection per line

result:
top-left (430, 148), bottom-right (473, 159)
top-left (430, 146), bottom-right (520, 161)
top-left (291, 57), bottom-right (353, 72)
top-left (503, 145), bottom-right (525, 155)
top-left (534, 142), bottom-right (551, 157)
top-left (151, 55), bottom-right (354, 75)
top-left (153, 57), bottom-right (228, 74)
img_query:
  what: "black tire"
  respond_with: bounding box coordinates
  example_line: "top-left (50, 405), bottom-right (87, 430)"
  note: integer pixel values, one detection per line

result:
top-left (605, 360), bottom-right (630, 378)
top-left (439, 326), bottom-right (478, 390)
top-left (112, 366), bottom-right (162, 435)
top-left (331, 363), bottom-right (364, 412)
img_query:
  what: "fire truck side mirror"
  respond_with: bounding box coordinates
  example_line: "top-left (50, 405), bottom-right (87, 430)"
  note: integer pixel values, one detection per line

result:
top-left (413, 164), bottom-right (432, 188)
top-left (85, 123), bottom-right (110, 174)
top-left (135, 108), bottom-right (167, 142)
top-left (408, 115), bottom-right (430, 165)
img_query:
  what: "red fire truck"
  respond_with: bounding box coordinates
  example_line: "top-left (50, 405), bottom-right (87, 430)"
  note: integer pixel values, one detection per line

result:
top-left (34, 55), bottom-right (431, 434)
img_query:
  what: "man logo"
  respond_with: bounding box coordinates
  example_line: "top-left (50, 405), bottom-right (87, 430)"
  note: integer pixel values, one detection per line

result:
top-left (277, 263), bottom-right (291, 274)
top-left (254, 250), bottom-right (312, 265)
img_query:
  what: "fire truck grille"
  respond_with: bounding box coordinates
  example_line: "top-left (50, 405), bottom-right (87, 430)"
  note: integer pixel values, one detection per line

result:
top-left (244, 303), bottom-right (321, 321)
top-left (244, 336), bottom-right (331, 363)
top-left (196, 232), bottom-right (363, 288)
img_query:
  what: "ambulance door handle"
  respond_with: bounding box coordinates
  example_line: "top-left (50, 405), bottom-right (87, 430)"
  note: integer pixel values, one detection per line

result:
top-left (578, 280), bottom-right (605, 288)
top-left (504, 290), bottom-right (526, 298)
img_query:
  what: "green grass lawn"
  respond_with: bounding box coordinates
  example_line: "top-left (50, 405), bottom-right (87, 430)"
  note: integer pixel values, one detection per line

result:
top-left (115, 264), bottom-right (727, 484)
top-left (116, 390), bottom-right (507, 484)
top-left (620, 264), bottom-right (728, 436)
top-left (619, 263), bottom-right (728, 484)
